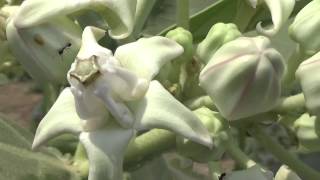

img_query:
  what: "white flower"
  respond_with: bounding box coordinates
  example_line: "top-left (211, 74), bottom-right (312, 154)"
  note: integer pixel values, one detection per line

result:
top-left (32, 26), bottom-right (213, 180)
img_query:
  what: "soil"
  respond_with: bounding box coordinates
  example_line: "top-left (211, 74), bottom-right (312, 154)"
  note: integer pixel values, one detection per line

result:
top-left (0, 82), bottom-right (42, 128)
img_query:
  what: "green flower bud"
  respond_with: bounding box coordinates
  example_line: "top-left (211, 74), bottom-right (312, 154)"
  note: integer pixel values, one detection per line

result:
top-left (289, 0), bottom-right (320, 56)
top-left (275, 165), bottom-right (301, 180)
top-left (6, 17), bottom-right (82, 85)
top-left (296, 51), bottom-right (320, 116)
top-left (196, 23), bottom-right (241, 64)
top-left (165, 27), bottom-right (193, 61)
top-left (199, 36), bottom-right (285, 120)
top-left (293, 114), bottom-right (320, 153)
top-left (176, 107), bottom-right (225, 162)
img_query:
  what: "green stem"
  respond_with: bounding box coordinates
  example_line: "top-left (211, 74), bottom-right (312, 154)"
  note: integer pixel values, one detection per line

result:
top-left (176, 0), bottom-right (189, 30)
top-left (281, 45), bottom-right (306, 93)
top-left (218, 117), bottom-right (258, 169)
top-left (251, 125), bottom-right (320, 180)
top-left (184, 95), bottom-right (216, 110)
top-left (124, 129), bottom-right (176, 169)
top-left (223, 137), bottom-right (257, 169)
top-left (73, 143), bottom-right (89, 178)
top-left (272, 93), bottom-right (305, 113)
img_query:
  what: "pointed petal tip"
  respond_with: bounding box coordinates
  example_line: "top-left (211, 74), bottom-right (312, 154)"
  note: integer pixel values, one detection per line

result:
top-left (256, 22), bottom-right (277, 37)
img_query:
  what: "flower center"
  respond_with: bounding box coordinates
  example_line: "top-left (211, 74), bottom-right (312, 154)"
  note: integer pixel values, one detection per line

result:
top-left (69, 55), bottom-right (101, 86)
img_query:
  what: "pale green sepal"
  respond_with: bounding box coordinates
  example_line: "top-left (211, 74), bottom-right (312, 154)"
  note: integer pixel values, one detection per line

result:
top-left (225, 165), bottom-right (273, 180)
top-left (296, 51), bottom-right (320, 117)
top-left (292, 113), bottom-right (320, 153)
top-left (79, 123), bottom-right (134, 180)
top-left (196, 23), bottom-right (241, 64)
top-left (256, 0), bottom-right (295, 37)
top-left (129, 80), bottom-right (213, 148)
top-left (275, 165), bottom-right (301, 180)
top-left (289, 0), bottom-right (320, 55)
top-left (32, 88), bottom-right (82, 150)
top-left (114, 36), bottom-right (184, 80)
top-left (6, 17), bottom-right (82, 85)
top-left (13, 0), bottom-right (137, 39)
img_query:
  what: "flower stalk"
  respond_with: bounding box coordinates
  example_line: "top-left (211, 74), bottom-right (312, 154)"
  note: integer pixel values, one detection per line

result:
top-left (250, 125), bottom-right (320, 180)
top-left (176, 0), bottom-right (189, 30)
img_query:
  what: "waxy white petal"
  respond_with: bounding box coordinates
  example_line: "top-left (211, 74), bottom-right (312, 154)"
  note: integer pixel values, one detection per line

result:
top-left (32, 88), bottom-right (82, 150)
top-left (256, 0), bottom-right (295, 37)
top-left (14, 0), bottom-right (137, 39)
top-left (6, 17), bottom-right (82, 85)
top-left (114, 36), bottom-right (184, 80)
top-left (129, 81), bottom-right (213, 148)
top-left (79, 124), bottom-right (134, 180)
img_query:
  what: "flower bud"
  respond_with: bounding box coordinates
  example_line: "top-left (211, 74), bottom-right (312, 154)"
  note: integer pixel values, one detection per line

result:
top-left (196, 23), bottom-right (241, 64)
top-left (289, 0), bottom-right (320, 56)
top-left (249, 0), bottom-right (295, 37)
top-left (293, 113), bottom-right (320, 153)
top-left (6, 17), bottom-right (82, 85)
top-left (166, 27), bottom-right (193, 61)
top-left (275, 165), bottom-right (301, 180)
top-left (199, 36), bottom-right (285, 120)
top-left (296, 51), bottom-right (320, 117)
top-left (176, 108), bottom-right (225, 162)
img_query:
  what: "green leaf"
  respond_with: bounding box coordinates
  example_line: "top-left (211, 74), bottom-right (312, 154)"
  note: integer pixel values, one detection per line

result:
top-left (142, 0), bottom-right (218, 36)
top-left (0, 115), bottom-right (80, 180)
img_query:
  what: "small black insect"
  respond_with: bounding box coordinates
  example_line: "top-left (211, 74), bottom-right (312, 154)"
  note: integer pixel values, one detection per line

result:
top-left (219, 172), bottom-right (226, 180)
top-left (58, 42), bottom-right (72, 55)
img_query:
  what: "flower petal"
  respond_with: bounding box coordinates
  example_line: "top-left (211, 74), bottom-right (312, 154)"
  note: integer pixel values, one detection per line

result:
top-left (129, 80), bottom-right (213, 148)
top-left (114, 36), bottom-right (184, 80)
top-left (79, 123), bottom-right (134, 180)
top-left (6, 17), bottom-right (82, 85)
top-left (256, 0), bottom-right (295, 37)
top-left (32, 88), bottom-right (82, 150)
top-left (14, 0), bottom-right (137, 39)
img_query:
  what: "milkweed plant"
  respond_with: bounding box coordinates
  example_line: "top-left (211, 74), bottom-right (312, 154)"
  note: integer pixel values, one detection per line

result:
top-left (1, 0), bottom-right (320, 179)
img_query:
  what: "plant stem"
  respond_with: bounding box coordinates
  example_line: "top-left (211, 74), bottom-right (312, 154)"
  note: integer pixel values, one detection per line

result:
top-left (124, 129), bottom-right (176, 169)
top-left (273, 93), bottom-right (305, 113)
top-left (281, 45), bottom-right (306, 93)
top-left (251, 125), bottom-right (320, 180)
top-left (176, 0), bottom-right (189, 30)
top-left (184, 95), bottom-right (216, 110)
top-left (222, 136), bottom-right (257, 169)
